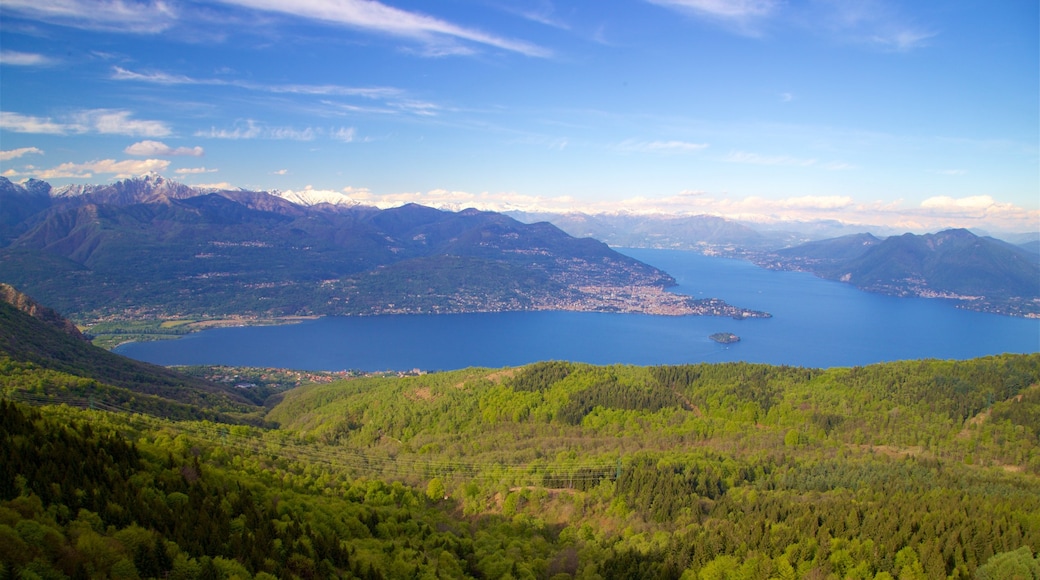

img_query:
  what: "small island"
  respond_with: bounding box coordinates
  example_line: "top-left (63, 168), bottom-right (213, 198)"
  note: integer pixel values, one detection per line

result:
top-left (710, 332), bottom-right (740, 344)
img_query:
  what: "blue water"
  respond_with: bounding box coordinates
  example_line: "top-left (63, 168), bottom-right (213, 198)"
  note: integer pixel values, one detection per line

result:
top-left (115, 249), bottom-right (1040, 371)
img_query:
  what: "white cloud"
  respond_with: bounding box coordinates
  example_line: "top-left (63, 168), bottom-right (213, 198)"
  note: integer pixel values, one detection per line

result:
top-left (331, 127), bottom-right (356, 142)
top-left (920, 195), bottom-right (1001, 212)
top-left (213, 0), bottom-right (550, 57)
top-left (1, 112), bottom-right (69, 134)
top-left (647, 0), bottom-right (776, 19)
top-left (273, 169), bottom-right (289, 175)
top-left (1, 110), bottom-right (170, 137)
top-left (617, 139), bottom-right (709, 153)
top-left (193, 182), bottom-right (236, 190)
top-left (774, 195), bottom-right (855, 210)
top-left (871, 29), bottom-right (936, 52)
top-left (112, 66), bottom-right (402, 100)
top-left (197, 120), bottom-right (359, 141)
top-left (0, 50), bottom-right (56, 66)
top-left (125, 140), bottom-right (204, 157)
top-left (822, 162), bottom-right (857, 171)
top-left (810, 2), bottom-right (936, 52)
top-left (196, 120), bottom-right (263, 140)
top-left (321, 187), bottom-right (1037, 233)
top-left (32, 158), bottom-right (170, 179)
top-left (111, 66), bottom-right (198, 85)
top-left (75, 110), bottom-right (171, 137)
top-left (175, 167), bottom-right (217, 174)
top-left (0, 147), bottom-right (44, 161)
top-left (1, 0), bottom-right (176, 33)
top-left (724, 150), bottom-right (817, 166)
top-left (646, 0), bottom-right (777, 35)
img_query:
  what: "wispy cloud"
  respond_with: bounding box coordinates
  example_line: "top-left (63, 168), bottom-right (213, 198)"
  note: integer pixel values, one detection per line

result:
top-left (110, 66), bottom-right (198, 85)
top-left (73, 110), bottom-right (171, 137)
top-left (1, 110), bottom-right (170, 137)
top-left (212, 0), bottom-right (551, 57)
top-left (30, 158), bottom-right (171, 179)
top-left (196, 119), bottom-right (355, 141)
top-left (649, 0), bottom-right (936, 51)
top-left (724, 150), bottom-right (817, 166)
top-left (0, 147), bottom-right (44, 161)
top-left (196, 120), bottom-right (264, 140)
top-left (646, 0), bottom-right (777, 35)
top-left (111, 66), bottom-right (436, 120)
top-left (871, 29), bottom-right (936, 51)
top-left (125, 140), bottom-right (204, 157)
top-left (175, 167), bottom-right (217, 174)
top-left (7, 0), bottom-right (547, 58)
top-left (1, 0), bottom-right (176, 33)
top-left (0, 50), bottom-right (57, 66)
top-left (810, 2), bottom-right (936, 52)
top-left (331, 127), bottom-right (357, 142)
top-left (1, 112), bottom-right (69, 135)
top-left (647, 0), bottom-right (776, 19)
top-left (617, 139), bottom-right (709, 153)
top-left (111, 66), bottom-right (401, 98)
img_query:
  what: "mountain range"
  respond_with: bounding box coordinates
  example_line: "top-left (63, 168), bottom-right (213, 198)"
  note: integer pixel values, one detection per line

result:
top-left (0, 174), bottom-right (765, 322)
top-left (756, 229), bottom-right (1040, 316)
top-left (508, 210), bottom-right (1039, 317)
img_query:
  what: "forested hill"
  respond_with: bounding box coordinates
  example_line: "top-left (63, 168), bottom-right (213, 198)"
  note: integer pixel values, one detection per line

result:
top-left (0, 174), bottom-right (769, 322)
top-left (3, 337), bottom-right (1039, 577)
top-left (758, 228), bottom-right (1040, 317)
top-left (0, 284), bottom-right (260, 421)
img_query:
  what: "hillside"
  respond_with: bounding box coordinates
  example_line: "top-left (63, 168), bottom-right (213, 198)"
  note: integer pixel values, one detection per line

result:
top-left (759, 229), bottom-right (1040, 317)
top-left (0, 283), bottom-right (260, 421)
top-left (3, 343), bottom-right (1039, 578)
top-left (0, 175), bottom-right (766, 322)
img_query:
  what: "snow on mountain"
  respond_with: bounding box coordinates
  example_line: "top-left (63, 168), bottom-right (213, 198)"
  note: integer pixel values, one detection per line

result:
top-left (273, 188), bottom-right (362, 208)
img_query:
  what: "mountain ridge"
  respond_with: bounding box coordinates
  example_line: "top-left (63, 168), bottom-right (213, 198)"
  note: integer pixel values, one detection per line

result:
top-left (758, 228), bottom-right (1040, 316)
top-left (0, 283), bottom-right (260, 420)
top-left (0, 175), bottom-right (767, 322)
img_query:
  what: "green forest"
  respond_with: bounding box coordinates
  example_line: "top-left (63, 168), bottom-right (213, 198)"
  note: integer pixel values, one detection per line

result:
top-left (3, 349), bottom-right (1040, 578)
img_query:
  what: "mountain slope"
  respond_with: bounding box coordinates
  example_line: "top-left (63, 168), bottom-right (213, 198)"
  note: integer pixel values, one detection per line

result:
top-left (0, 175), bottom-right (765, 320)
top-left (0, 284), bottom-right (259, 418)
top-left (761, 229), bottom-right (1040, 316)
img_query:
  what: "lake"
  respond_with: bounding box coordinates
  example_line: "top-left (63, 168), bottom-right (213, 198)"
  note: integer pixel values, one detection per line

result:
top-left (115, 249), bottom-right (1040, 371)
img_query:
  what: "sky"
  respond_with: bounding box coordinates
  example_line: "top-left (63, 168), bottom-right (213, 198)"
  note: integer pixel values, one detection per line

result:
top-left (1, 0), bottom-right (1037, 234)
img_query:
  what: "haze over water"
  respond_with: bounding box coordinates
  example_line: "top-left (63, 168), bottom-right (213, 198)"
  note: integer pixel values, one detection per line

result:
top-left (115, 250), bottom-right (1040, 371)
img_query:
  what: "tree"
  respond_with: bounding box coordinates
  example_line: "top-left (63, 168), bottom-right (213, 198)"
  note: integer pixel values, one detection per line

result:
top-left (975, 546), bottom-right (1040, 580)
top-left (426, 478), bottom-right (447, 502)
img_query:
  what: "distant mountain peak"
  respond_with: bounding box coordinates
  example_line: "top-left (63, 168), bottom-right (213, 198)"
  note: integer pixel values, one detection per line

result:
top-left (273, 188), bottom-right (362, 208)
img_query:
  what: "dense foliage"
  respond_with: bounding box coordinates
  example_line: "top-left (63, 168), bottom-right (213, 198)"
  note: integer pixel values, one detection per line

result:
top-left (3, 353), bottom-right (1040, 578)
top-left (0, 297), bottom-right (261, 423)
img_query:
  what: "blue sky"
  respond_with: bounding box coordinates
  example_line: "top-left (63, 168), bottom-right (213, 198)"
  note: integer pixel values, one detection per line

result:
top-left (1, 0), bottom-right (1037, 233)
